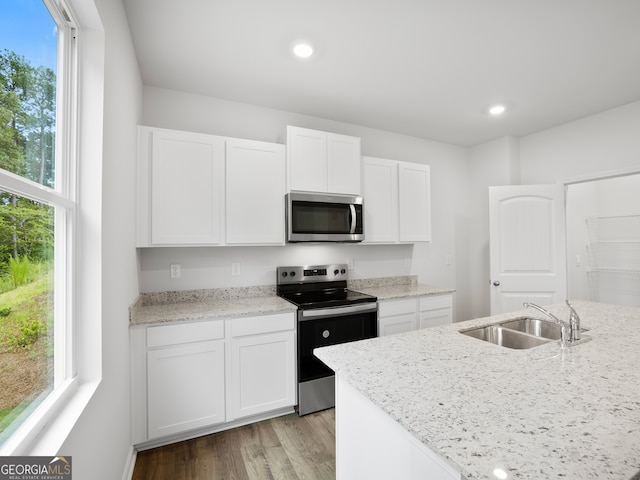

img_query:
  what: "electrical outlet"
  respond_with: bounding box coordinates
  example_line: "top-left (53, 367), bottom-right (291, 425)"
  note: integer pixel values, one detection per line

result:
top-left (347, 258), bottom-right (354, 269)
top-left (170, 264), bottom-right (181, 279)
top-left (232, 263), bottom-right (241, 276)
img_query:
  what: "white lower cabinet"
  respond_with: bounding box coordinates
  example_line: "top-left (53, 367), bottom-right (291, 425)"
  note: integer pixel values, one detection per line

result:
top-left (378, 298), bottom-right (417, 336)
top-left (147, 340), bottom-right (226, 439)
top-left (418, 295), bottom-right (453, 330)
top-left (229, 313), bottom-right (295, 420)
top-left (378, 294), bottom-right (453, 337)
top-left (231, 331), bottom-right (295, 419)
top-left (131, 311), bottom-right (296, 445)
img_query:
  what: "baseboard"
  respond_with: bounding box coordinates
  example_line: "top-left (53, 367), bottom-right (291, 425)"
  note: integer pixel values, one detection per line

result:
top-left (121, 445), bottom-right (137, 480)
top-left (134, 406), bottom-right (295, 451)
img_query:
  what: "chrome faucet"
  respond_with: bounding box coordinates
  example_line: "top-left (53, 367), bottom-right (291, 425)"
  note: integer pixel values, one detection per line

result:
top-left (523, 302), bottom-right (569, 346)
top-left (565, 300), bottom-right (581, 342)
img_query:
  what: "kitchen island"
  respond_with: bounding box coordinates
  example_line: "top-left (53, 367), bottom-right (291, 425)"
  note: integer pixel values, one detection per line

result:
top-left (314, 301), bottom-right (640, 479)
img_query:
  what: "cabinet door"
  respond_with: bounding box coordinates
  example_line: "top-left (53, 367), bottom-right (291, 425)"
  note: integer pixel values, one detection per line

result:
top-left (327, 133), bottom-right (361, 194)
top-left (398, 163), bottom-right (431, 242)
top-left (362, 157), bottom-right (398, 243)
top-left (230, 331), bottom-right (295, 419)
top-left (226, 139), bottom-right (286, 244)
top-left (379, 314), bottom-right (416, 337)
top-left (418, 310), bottom-right (452, 329)
top-left (287, 126), bottom-right (327, 192)
top-left (147, 340), bottom-right (225, 439)
top-left (418, 295), bottom-right (453, 329)
top-left (150, 129), bottom-right (225, 245)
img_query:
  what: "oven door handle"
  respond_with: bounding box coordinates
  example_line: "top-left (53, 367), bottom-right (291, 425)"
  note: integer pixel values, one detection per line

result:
top-left (300, 302), bottom-right (378, 320)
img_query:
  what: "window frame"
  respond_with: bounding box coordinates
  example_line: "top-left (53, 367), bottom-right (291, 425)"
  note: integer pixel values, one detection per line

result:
top-left (0, 0), bottom-right (78, 454)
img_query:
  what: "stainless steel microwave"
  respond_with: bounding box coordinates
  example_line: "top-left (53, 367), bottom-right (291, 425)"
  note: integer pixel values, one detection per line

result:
top-left (286, 192), bottom-right (364, 242)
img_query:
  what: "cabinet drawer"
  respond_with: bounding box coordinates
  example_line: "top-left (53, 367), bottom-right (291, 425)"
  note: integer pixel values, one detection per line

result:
top-left (378, 298), bottom-right (416, 317)
top-left (419, 294), bottom-right (452, 311)
top-left (231, 312), bottom-right (294, 337)
top-left (147, 319), bottom-right (224, 348)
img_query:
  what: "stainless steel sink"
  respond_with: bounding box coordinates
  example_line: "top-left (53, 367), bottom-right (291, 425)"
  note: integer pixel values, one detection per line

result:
top-left (460, 324), bottom-right (552, 349)
top-left (500, 317), bottom-right (562, 340)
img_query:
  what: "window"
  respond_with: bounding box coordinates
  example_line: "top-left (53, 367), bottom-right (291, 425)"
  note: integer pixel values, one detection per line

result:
top-left (0, 0), bottom-right (76, 448)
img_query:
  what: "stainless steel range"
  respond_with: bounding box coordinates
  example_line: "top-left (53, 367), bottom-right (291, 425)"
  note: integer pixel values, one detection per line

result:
top-left (277, 264), bottom-right (377, 415)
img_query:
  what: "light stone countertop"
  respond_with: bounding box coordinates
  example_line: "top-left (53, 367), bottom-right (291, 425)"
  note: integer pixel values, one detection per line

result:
top-left (314, 300), bottom-right (640, 480)
top-left (129, 289), bottom-right (296, 326)
top-left (352, 283), bottom-right (455, 300)
top-left (129, 276), bottom-right (450, 326)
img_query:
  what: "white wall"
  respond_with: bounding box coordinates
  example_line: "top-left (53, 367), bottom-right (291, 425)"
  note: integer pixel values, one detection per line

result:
top-left (467, 137), bottom-right (519, 319)
top-left (140, 88), bottom-right (471, 320)
top-left (58, 0), bottom-right (142, 478)
top-left (519, 101), bottom-right (640, 184)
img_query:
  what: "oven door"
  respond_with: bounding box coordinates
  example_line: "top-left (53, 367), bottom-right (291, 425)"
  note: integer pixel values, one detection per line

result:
top-left (298, 303), bottom-right (377, 383)
top-left (286, 192), bottom-right (364, 242)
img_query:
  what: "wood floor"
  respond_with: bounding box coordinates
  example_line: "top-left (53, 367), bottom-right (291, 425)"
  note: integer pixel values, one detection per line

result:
top-left (132, 409), bottom-right (336, 480)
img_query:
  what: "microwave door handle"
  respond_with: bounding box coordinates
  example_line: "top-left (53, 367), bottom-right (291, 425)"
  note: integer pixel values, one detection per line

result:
top-left (349, 204), bottom-right (356, 234)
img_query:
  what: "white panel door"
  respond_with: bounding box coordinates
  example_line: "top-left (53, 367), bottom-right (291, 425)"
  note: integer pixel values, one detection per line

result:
top-left (287, 126), bottom-right (327, 192)
top-left (150, 129), bottom-right (224, 245)
top-left (147, 340), bottom-right (226, 439)
top-left (327, 133), bottom-right (361, 194)
top-left (398, 163), bottom-right (431, 242)
top-left (361, 156), bottom-right (398, 243)
top-left (225, 138), bottom-right (286, 244)
top-left (489, 185), bottom-right (567, 315)
top-left (230, 331), bottom-right (295, 419)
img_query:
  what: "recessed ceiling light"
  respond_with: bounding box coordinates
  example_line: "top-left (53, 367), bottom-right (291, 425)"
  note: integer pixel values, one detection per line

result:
top-left (293, 43), bottom-right (313, 58)
top-left (489, 104), bottom-right (506, 115)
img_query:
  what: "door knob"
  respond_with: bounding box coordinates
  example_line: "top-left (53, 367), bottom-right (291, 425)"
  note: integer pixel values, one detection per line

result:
top-left (492, 281), bottom-right (500, 286)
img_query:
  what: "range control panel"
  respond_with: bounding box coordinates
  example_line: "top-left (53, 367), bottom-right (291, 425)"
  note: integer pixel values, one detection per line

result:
top-left (277, 264), bottom-right (348, 285)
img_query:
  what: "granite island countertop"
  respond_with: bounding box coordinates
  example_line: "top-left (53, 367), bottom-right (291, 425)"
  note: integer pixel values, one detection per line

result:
top-left (314, 300), bottom-right (640, 480)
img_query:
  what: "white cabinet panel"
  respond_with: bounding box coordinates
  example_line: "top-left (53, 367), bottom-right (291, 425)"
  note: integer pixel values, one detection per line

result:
top-left (287, 126), bottom-right (328, 192)
top-left (327, 133), bottom-right (361, 195)
top-left (378, 294), bottom-right (453, 337)
top-left (418, 294), bottom-right (453, 329)
top-left (147, 319), bottom-right (224, 348)
top-left (379, 313), bottom-right (416, 337)
top-left (148, 128), bottom-right (225, 245)
top-left (399, 163), bottom-right (431, 242)
top-left (147, 340), bottom-right (226, 439)
top-left (287, 126), bottom-right (361, 194)
top-left (362, 157), bottom-right (431, 244)
top-left (226, 139), bottom-right (286, 244)
top-left (230, 331), bottom-right (295, 419)
top-left (361, 156), bottom-right (398, 243)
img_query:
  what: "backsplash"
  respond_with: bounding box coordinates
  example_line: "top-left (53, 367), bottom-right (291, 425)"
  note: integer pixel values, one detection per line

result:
top-left (134, 275), bottom-right (417, 307)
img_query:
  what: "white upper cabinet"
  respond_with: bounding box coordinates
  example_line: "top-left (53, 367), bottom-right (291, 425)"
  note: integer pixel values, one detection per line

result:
top-left (398, 162), bottom-right (431, 242)
top-left (225, 139), bottom-right (285, 245)
top-left (137, 126), bottom-right (286, 247)
top-left (138, 127), bottom-right (225, 246)
top-left (287, 126), bottom-right (361, 194)
top-left (362, 156), bottom-right (432, 244)
top-left (361, 156), bottom-right (399, 243)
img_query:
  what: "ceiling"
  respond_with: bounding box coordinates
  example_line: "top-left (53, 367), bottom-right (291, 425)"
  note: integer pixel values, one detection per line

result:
top-left (122, 0), bottom-right (640, 147)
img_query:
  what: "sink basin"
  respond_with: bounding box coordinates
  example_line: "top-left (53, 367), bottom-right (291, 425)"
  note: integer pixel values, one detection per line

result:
top-left (500, 317), bottom-right (562, 340)
top-left (460, 325), bottom-right (552, 349)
